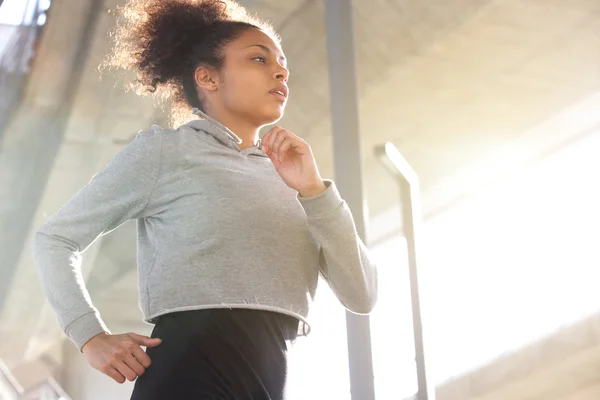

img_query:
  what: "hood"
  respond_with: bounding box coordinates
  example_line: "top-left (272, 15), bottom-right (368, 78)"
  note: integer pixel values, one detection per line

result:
top-left (184, 108), bottom-right (267, 157)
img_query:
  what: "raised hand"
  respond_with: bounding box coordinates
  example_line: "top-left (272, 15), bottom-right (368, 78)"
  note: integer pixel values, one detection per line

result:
top-left (261, 126), bottom-right (327, 198)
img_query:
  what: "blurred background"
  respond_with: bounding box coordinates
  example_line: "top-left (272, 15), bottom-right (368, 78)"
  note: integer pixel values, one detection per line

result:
top-left (0, 0), bottom-right (599, 399)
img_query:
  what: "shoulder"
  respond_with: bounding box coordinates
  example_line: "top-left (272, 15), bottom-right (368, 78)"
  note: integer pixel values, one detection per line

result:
top-left (132, 124), bottom-right (185, 155)
top-left (133, 124), bottom-right (163, 144)
top-left (133, 118), bottom-right (204, 145)
top-left (147, 121), bottom-right (212, 154)
top-left (136, 123), bottom-right (207, 168)
top-left (121, 124), bottom-right (164, 159)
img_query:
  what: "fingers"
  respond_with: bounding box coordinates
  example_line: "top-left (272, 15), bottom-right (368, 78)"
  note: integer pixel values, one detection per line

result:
top-left (86, 332), bottom-right (160, 384)
top-left (276, 138), bottom-right (299, 163)
top-left (123, 352), bottom-right (146, 377)
top-left (128, 332), bottom-right (162, 348)
top-left (270, 129), bottom-right (286, 156)
top-left (120, 333), bottom-right (157, 378)
top-left (103, 365), bottom-right (126, 384)
top-left (263, 127), bottom-right (305, 163)
top-left (131, 345), bottom-right (153, 369)
top-left (262, 126), bottom-right (283, 154)
top-left (114, 359), bottom-right (138, 382)
top-left (101, 345), bottom-right (140, 383)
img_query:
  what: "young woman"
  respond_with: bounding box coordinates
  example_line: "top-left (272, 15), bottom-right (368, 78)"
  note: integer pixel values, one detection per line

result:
top-left (33, 0), bottom-right (378, 398)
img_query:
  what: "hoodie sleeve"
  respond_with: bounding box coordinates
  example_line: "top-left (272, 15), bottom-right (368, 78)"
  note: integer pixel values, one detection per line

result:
top-left (32, 128), bottom-right (162, 352)
top-left (297, 180), bottom-right (378, 314)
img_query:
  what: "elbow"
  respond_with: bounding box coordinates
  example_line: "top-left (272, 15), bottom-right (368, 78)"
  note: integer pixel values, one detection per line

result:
top-left (32, 230), bottom-right (45, 256)
top-left (350, 292), bottom-right (377, 315)
top-left (346, 298), bottom-right (376, 315)
top-left (33, 223), bottom-right (50, 243)
top-left (32, 230), bottom-right (50, 271)
top-left (350, 256), bottom-right (379, 315)
top-left (32, 227), bottom-right (78, 253)
top-left (32, 228), bottom-right (52, 252)
top-left (346, 279), bottom-right (378, 315)
top-left (31, 229), bottom-right (65, 265)
top-left (360, 266), bottom-right (379, 314)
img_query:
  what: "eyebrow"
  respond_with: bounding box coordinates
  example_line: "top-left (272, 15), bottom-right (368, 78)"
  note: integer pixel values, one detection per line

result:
top-left (246, 44), bottom-right (287, 66)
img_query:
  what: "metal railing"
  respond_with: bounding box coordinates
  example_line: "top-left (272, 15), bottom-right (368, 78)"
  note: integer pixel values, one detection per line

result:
top-left (375, 143), bottom-right (436, 400)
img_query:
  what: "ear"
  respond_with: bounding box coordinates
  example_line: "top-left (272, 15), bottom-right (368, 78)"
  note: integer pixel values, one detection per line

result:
top-left (194, 66), bottom-right (219, 92)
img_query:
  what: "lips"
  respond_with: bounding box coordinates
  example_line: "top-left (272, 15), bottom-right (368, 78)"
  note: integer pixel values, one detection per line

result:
top-left (269, 85), bottom-right (288, 100)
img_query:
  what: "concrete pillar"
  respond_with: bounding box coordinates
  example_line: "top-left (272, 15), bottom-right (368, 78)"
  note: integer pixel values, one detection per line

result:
top-left (0, 0), bottom-right (103, 365)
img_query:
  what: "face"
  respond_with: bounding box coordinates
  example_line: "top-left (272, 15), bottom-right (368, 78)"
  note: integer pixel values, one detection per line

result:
top-left (198, 28), bottom-right (289, 127)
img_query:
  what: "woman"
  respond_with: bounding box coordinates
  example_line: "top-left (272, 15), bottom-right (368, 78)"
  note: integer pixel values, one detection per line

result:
top-left (33, 0), bottom-right (378, 399)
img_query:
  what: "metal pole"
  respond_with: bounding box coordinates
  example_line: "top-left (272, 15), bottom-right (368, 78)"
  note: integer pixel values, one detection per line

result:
top-left (323, 1), bottom-right (376, 399)
top-left (375, 143), bottom-right (435, 400)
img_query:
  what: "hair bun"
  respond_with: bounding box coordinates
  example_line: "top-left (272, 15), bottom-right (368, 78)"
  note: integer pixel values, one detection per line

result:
top-left (101, 0), bottom-right (277, 127)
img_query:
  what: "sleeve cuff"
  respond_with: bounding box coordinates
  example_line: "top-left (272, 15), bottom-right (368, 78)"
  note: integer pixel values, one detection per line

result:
top-left (297, 180), bottom-right (344, 218)
top-left (65, 311), bottom-right (111, 352)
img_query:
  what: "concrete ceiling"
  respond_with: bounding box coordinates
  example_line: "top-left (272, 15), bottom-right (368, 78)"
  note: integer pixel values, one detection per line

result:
top-left (1, 0), bottom-right (600, 379)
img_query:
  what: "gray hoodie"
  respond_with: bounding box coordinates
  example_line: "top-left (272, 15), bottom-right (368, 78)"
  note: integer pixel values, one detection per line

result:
top-left (33, 108), bottom-right (378, 351)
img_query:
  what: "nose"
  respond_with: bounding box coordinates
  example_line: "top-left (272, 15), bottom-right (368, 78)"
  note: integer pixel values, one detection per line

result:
top-left (274, 65), bottom-right (289, 83)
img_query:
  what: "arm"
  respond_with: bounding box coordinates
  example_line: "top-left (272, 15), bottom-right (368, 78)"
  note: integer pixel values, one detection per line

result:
top-left (298, 180), bottom-right (378, 314)
top-left (32, 127), bottom-right (162, 351)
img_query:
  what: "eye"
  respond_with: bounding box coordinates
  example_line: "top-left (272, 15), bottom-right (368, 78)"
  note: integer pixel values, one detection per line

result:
top-left (252, 56), bottom-right (266, 63)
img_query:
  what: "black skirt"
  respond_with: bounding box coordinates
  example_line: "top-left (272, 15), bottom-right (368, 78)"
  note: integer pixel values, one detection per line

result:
top-left (130, 308), bottom-right (299, 400)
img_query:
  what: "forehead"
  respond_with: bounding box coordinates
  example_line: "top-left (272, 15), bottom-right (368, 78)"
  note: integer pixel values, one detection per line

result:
top-left (232, 28), bottom-right (285, 58)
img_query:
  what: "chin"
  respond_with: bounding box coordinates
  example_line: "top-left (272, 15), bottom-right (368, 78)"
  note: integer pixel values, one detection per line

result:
top-left (258, 107), bottom-right (285, 126)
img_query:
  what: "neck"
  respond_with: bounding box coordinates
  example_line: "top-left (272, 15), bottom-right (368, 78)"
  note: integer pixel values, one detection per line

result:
top-left (204, 106), bottom-right (260, 150)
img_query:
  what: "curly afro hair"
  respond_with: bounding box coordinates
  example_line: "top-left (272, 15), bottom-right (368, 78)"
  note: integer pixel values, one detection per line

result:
top-left (100, 0), bottom-right (279, 127)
